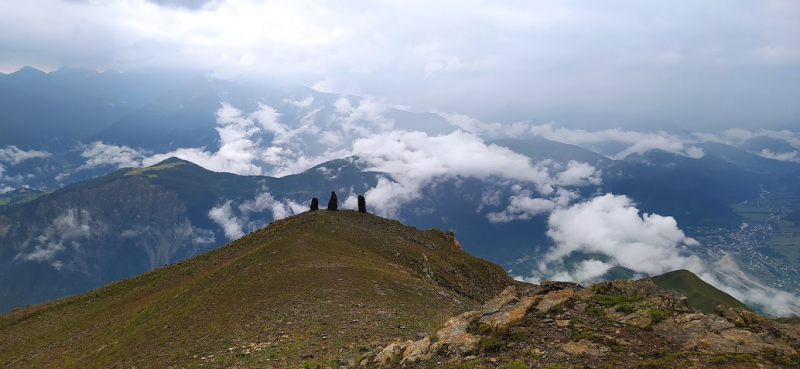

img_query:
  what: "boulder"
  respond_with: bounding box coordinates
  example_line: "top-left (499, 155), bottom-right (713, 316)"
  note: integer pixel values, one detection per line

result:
top-left (431, 311), bottom-right (481, 357)
top-left (560, 340), bottom-right (605, 356)
top-left (536, 289), bottom-right (575, 313)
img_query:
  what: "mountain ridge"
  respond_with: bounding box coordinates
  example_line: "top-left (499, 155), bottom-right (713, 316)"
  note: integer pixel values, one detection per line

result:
top-left (0, 209), bottom-right (513, 368)
top-left (3, 211), bottom-right (799, 368)
top-left (651, 269), bottom-right (752, 314)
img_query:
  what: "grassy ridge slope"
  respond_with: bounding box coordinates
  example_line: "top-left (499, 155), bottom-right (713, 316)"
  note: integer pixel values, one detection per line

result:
top-left (0, 210), bottom-right (513, 368)
top-left (650, 269), bottom-right (751, 313)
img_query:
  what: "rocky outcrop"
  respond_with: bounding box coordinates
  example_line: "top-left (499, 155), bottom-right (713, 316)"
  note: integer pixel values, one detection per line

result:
top-left (373, 278), bottom-right (800, 368)
top-left (655, 305), bottom-right (800, 356)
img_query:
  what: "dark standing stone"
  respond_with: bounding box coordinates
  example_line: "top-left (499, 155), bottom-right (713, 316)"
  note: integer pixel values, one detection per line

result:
top-left (310, 197), bottom-right (319, 211)
top-left (358, 195), bottom-right (367, 213)
top-left (327, 191), bottom-right (338, 211)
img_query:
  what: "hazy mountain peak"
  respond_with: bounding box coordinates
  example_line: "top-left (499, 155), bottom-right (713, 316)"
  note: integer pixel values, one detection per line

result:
top-left (9, 66), bottom-right (46, 77)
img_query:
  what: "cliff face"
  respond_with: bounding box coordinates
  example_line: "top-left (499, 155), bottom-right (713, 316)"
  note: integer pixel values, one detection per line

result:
top-left (0, 176), bottom-right (216, 312)
top-left (376, 278), bottom-right (800, 368)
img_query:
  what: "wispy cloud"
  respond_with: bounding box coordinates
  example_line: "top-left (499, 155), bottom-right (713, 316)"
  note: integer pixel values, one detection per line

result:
top-left (208, 201), bottom-right (244, 240)
top-left (0, 146), bottom-right (51, 165)
top-left (346, 130), bottom-right (602, 218)
top-left (759, 149), bottom-right (800, 163)
top-left (78, 142), bottom-right (148, 170)
top-left (208, 189), bottom-right (305, 240)
top-left (13, 208), bottom-right (93, 270)
top-left (528, 123), bottom-right (702, 159)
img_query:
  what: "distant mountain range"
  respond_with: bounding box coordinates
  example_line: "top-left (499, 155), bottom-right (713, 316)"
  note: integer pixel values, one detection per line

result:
top-left (2, 137), bottom-right (798, 313)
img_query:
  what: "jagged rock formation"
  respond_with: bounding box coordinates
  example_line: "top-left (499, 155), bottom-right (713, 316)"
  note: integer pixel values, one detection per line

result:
top-left (373, 278), bottom-right (800, 368)
top-left (327, 191), bottom-right (338, 210)
top-left (358, 195), bottom-right (367, 213)
top-left (310, 197), bottom-right (319, 210)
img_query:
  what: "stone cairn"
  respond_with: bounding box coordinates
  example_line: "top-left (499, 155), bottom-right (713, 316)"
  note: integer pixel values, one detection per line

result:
top-left (327, 191), bottom-right (338, 211)
top-left (358, 195), bottom-right (367, 213)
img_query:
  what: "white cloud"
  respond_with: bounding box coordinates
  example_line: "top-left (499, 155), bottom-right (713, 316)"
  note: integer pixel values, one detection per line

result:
top-left (208, 201), bottom-right (244, 240)
top-left (239, 190), bottom-right (305, 222)
top-left (52, 209), bottom-right (92, 239)
top-left (685, 146), bottom-right (705, 159)
top-left (510, 193), bottom-right (800, 317)
top-left (76, 98), bottom-right (405, 178)
top-left (571, 259), bottom-right (615, 282)
top-left (486, 186), bottom-right (580, 223)
top-left (251, 103), bottom-right (317, 145)
top-left (0, 146), bottom-right (51, 165)
top-left (192, 228), bottom-right (216, 245)
top-left (284, 96), bottom-right (314, 109)
top-left (759, 149), bottom-right (800, 163)
top-left (209, 189), bottom-right (305, 240)
top-left (528, 123), bottom-right (701, 159)
top-left (436, 111), bottom-right (530, 138)
top-left (698, 129), bottom-right (800, 148)
top-left (82, 103), bottom-right (265, 175)
top-left (540, 194), bottom-right (702, 276)
top-left (78, 141), bottom-right (147, 170)
top-left (144, 102), bottom-right (265, 175)
top-left (333, 97), bottom-right (394, 134)
top-left (17, 243), bottom-right (65, 263)
top-left (348, 130), bottom-right (601, 218)
top-left (13, 208), bottom-right (93, 270)
top-left (555, 160), bottom-right (602, 186)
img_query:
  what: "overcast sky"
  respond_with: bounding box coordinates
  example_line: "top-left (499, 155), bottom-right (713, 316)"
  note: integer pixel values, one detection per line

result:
top-left (1, 0), bottom-right (799, 129)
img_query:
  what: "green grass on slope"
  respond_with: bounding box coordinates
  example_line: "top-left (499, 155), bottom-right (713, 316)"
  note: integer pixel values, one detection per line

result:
top-left (775, 317), bottom-right (800, 325)
top-left (650, 269), bottom-right (751, 314)
top-left (0, 210), bottom-right (512, 368)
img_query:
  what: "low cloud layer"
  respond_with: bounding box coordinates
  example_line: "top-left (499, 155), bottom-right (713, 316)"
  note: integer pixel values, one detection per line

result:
top-left (0, 146), bottom-right (51, 165)
top-left (57, 97), bottom-right (800, 316)
top-left (76, 98), bottom-right (400, 178)
top-left (72, 94), bottom-right (800, 190)
top-left (540, 194), bottom-right (703, 276)
top-left (0, 146), bottom-right (51, 183)
top-left (345, 130), bottom-right (602, 218)
top-left (208, 189), bottom-right (304, 240)
top-left (528, 123), bottom-right (703, 159)
top-left (207, 201), bottom-right (244, 240)
top-left (698, 128), bottom-right (800, 148)
top-left (78, 142), bottom-right (147, 170)
top-left (524, 123), bottom-right (800, 164)
top-left (13, 208), bottom-right (93, 270)
top-left (74, 98), bottom-right (606, 220)
top-left (516, 193), bottom-right (800, 317)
